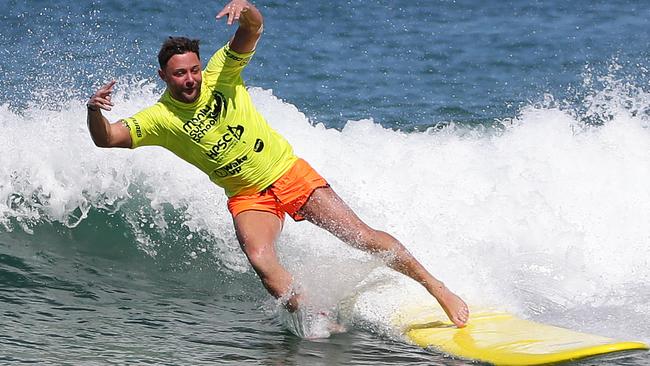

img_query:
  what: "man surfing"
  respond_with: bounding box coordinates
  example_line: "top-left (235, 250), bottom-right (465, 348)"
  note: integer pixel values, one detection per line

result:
top-left (86, 0), bottom-right (469, 331)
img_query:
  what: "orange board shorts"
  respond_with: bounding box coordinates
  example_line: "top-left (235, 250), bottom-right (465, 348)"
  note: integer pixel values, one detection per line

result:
top-left (227, 158), bottom-right (329, 222)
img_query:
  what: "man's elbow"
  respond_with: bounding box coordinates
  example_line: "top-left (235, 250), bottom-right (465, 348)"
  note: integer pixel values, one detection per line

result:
top-left (90, 135), bottom-right (115, 148)
top-left (92, 139), bottom-right (111, 148)
top-left (89, 127), bottom-right (131, 148)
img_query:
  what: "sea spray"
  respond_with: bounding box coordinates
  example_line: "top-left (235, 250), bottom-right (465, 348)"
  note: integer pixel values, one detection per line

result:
top-left (0, 78), bottom-right (648, 343)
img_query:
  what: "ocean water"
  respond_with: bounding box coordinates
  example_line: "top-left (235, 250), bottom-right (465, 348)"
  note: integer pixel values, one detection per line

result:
top-left (1, 0), bottom-right (649, 365)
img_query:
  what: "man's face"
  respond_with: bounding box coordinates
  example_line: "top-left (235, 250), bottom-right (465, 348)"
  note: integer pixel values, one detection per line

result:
top-left (158, 52), bottom-right (202, 104)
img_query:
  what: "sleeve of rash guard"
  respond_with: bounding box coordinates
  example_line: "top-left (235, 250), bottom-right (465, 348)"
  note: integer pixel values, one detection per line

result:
top-left (202, 43), bottom-right (256, 86)
top-left (122, 104), bottom-right (168, 149)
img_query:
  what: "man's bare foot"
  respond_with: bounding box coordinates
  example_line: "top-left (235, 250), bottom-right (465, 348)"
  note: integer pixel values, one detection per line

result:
top-left (431, 285), bottom-right (469, 327)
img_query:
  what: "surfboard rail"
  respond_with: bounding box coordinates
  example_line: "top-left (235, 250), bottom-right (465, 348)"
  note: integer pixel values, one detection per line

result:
top-left (396, 306), bottom-right (649, 365)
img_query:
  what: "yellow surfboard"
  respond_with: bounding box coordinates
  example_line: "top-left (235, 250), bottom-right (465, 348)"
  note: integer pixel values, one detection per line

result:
top-left (395, 305), bottom-right (648, 365)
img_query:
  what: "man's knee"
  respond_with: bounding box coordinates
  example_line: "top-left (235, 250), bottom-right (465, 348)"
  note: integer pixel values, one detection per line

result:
top-left (241, 243), bottom-right (290, 298)
top-left (242, 242), bottom-right (273, 270)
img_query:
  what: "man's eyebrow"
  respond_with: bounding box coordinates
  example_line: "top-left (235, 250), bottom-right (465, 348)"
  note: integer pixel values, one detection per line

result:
top-left (172, 64), bottom-right (200, 71)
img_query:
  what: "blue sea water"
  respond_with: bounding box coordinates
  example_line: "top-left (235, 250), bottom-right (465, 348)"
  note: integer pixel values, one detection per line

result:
top-left (1, 0), bottom-right (649, 364)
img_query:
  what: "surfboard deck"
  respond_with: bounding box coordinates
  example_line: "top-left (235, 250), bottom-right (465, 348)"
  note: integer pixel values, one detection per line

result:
top-left (395, 305), bottom-right (648, 365)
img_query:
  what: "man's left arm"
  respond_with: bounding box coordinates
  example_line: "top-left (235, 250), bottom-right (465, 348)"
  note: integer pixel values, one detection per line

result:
top-left (216, 0), bottom-right (264, 53)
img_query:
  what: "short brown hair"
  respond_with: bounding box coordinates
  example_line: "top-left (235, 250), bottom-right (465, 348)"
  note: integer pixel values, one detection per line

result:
top-left (158, 37), bottom-right (200, 69)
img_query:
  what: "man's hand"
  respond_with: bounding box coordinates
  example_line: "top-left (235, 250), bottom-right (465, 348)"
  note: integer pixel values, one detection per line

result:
top-left (86, 80), bottom-right (131, 148)
top-left (216, 0), bottom-right (255, 26)
top-left (87, 80), bottom-right (116, 112)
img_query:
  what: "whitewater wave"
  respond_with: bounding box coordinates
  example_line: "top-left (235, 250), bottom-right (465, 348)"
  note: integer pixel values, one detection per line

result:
top-left (1, 74), bottom-right (649, 342)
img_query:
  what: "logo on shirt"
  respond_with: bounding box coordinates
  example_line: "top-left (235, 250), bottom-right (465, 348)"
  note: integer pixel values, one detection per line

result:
top-left (183, 91), bottom-right (228, 143)
top-left (253, 138), bottom-right (264, 153)
top-left (212, 155), bottom-right (248, 178)
top-left (205, 124), bottom-right (245, 161)
top-left (123, 119), bottom-right (142, 138)
top-left (225, 48), bottom-right (252, 66)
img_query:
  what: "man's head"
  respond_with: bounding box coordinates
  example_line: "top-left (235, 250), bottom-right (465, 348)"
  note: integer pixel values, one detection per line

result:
top-left (157, 37), bottom-right (202, 104)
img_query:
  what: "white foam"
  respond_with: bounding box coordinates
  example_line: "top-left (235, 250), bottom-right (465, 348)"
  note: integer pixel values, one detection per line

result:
top-left (1, 77), bottom-right (648, 341)
top-left (252, 84), bottom-right (650, 341)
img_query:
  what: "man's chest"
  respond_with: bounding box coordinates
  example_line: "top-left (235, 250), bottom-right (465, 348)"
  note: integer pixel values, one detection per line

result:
top-left (162, 88), bottom-right (257, 164)
top-left (169, 89), bottom-right (232, 144)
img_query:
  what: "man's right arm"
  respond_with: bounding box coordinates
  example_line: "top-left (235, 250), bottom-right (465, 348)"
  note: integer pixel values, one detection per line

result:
top-left (87, 80), bottom-right (132, 148)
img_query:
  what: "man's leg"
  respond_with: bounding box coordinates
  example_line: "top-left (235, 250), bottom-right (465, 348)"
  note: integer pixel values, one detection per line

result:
top-left (297, 187), bottom-right (469, 327)
top-left (233, 210), bottom-right (300, 311)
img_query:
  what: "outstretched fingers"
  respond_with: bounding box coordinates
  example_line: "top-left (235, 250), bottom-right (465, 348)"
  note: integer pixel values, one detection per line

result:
top-left (100, 80), bottom-right (116, 91)
top-left (88, 80), bottom-right (116, 111)
top-left (92, 97), bottom-right (113, 111)
top-left (216, 1), bottom-right (249, 25)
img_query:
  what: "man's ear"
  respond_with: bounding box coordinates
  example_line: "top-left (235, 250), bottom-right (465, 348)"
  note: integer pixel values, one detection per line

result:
top-left (158, 68), bottom-right (166, 81)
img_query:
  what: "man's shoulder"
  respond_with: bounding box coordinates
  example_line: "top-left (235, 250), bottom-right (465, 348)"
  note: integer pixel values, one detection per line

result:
top-left (126, 99), bottom-right (174, 126)
top-left (203, 43), bottom-right (255, 86)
